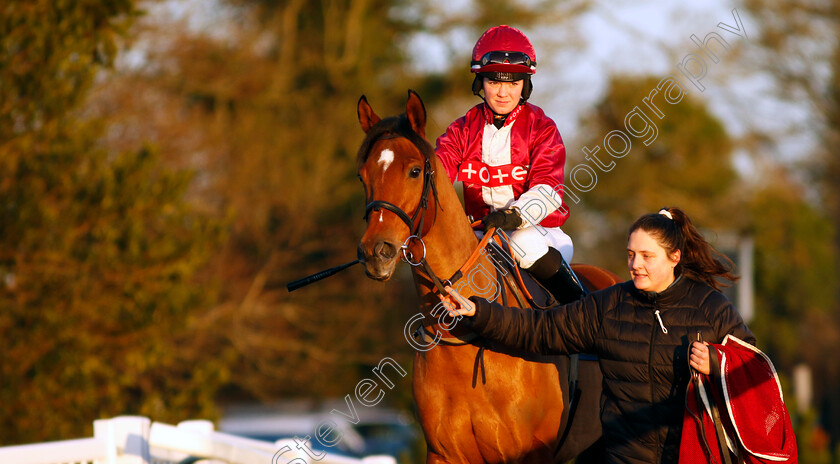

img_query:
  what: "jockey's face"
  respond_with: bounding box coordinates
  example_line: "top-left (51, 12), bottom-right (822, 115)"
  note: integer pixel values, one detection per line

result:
top-left (627, 229), bottom-right (681, 293)
top-left (483, 78), bottom-right (523, 115)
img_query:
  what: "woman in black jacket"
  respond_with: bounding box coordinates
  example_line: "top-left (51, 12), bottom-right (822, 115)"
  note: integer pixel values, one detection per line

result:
top-left (440, 207), bottom-right (755, 463)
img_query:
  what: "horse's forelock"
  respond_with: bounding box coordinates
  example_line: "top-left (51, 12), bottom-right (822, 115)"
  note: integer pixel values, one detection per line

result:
top-left (356, 113), bottom-right (434, 170)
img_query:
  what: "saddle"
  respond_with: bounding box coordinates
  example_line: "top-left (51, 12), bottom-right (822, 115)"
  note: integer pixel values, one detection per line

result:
top-left (480, 230), bottom-right (588, 310)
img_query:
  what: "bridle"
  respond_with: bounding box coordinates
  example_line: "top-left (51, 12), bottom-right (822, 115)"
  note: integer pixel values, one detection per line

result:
top-left (361, 134), bottom-right (448, 291)
top-left (363, 155), bottom-right (438, 243)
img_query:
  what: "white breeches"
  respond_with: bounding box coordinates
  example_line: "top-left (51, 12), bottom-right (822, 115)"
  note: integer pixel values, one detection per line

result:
top-left (476, 226), bottom-right (574, 269)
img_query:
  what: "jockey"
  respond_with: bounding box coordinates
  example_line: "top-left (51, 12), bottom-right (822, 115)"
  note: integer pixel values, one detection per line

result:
top-left (435, 25), bottom-right (584, 303)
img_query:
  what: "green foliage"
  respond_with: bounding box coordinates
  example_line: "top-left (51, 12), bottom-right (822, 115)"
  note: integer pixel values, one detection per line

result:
top-left (0, 139), bottom-right (225, 443)
top-left (0, 0), bottom-right (593, 450)
top-left (739, 2), bottom-right (840, 457)
top-left (0, 0), bottom-right (225, 444)
top-left (89, 0), bottom-right (433, 411)
top-left (747, 170), bottom-right (839, 373)
top-left (567, 75), bottom-right (740, 273)
top-left (0, 0), bottom-right (137, 140)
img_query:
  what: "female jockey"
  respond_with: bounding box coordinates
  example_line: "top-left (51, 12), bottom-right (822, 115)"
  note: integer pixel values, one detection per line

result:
top-left (435, 25), bottom-right (583, 303)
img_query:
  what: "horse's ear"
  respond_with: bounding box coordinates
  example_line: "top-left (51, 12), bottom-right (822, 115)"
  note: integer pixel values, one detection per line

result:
top-left (357, 95), bottom-right (380, 133)
top-left (405, 89), bottom-right (426, 140)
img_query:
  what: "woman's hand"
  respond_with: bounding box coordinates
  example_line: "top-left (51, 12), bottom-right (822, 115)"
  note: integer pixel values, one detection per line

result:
top-left (438, 285), bottom-right (476, 317)
top-left (689, 341), bottom-right (711, 375)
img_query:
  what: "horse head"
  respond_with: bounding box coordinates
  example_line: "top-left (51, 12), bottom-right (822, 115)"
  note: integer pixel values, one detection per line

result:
top-left (355, 90), bottom-right (436, 281)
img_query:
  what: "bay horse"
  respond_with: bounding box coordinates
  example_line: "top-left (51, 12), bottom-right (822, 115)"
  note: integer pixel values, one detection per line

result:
top-left (355, 90), bottom-right (621, 463)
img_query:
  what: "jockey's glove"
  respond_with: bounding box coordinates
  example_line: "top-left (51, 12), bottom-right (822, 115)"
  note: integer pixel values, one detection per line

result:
top-left (481, 208), bottom-right (523, 231)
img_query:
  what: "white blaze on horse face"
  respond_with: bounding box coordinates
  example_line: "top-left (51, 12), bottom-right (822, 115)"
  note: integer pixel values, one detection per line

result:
top-left (373, 149), bottom-right (395, 223)
top-left (377, 149), bottom-right (395, 173)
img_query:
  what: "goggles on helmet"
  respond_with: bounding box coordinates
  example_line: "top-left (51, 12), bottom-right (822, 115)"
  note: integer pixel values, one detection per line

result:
top-left (471, 51), bottom-right (536, 72)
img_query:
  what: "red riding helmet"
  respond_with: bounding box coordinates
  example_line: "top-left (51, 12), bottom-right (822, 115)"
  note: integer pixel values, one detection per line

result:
top-left (471, 25), bottom-right (536, 75)
top-left (470, 25), bottom-right (536, 99)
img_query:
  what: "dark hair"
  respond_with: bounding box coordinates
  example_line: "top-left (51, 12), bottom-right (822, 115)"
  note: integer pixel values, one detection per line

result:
top-left (628, 206), bottom-right (737, 291)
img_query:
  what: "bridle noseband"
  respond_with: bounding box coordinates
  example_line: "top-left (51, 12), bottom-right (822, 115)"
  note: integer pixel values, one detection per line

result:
top-left (363, 153), bottom-right (440, 255)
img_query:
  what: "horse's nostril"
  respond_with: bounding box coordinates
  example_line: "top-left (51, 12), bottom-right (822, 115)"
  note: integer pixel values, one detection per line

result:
top-left (374, 241), bottom-right (397, 260)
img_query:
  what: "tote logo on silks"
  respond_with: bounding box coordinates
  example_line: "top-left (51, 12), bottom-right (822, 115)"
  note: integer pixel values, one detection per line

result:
top-left (458, 161), bottom-right (529, 187)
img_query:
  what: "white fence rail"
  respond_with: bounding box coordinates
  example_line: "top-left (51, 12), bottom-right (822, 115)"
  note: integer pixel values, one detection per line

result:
top-left (0, 416), bottom-right (396, 464)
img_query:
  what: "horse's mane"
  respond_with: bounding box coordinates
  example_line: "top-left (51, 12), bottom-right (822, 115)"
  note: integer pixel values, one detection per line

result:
top-left (356, 113), bottom-right (435, 169)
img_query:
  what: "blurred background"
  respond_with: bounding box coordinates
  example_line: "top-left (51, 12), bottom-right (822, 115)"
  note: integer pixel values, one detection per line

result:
top-left (1, 0), bottom-right (838, 462)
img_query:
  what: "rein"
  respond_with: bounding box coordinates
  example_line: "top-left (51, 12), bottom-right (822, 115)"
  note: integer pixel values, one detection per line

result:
top-left (411, 227), bottom-right (538, 347)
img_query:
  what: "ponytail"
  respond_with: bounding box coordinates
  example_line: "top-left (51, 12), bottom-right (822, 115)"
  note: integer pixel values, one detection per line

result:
top-left (629, 207), bottom-right (737, 291)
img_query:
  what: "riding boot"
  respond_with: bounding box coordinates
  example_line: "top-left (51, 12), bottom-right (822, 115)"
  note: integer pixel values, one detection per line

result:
top-left (527, 247), bottom-right (588, 305)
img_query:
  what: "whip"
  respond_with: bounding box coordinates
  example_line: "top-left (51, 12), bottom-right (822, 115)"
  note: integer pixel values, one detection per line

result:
top-left (285, 259), bottom-right (360, 292)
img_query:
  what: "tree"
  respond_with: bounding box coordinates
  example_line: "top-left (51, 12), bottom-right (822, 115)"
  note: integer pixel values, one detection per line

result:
top-left (745, 167), bottom-right (840, 463)
top-left (1, 0), bottom-right (597, 448)
top-left (737, 1), bottom-right (840, 457)
top-left (566, 74), bottom-right (741, 274)
top-left (0, 1), bottom-right (224, 443)
top-left (747, 168), bottom-right (839, 372)
top-left (83, 0), bottom-right (597, 413)
top-left (85, 0), bottom-right (429, 406)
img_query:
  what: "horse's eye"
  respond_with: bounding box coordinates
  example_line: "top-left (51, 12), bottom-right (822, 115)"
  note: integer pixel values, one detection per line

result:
top-left (409, 167), bottom-right (422, 178)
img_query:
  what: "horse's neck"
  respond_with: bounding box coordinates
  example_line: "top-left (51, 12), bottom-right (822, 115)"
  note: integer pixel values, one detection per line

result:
top-left (418, 158), bottom-right (478, 280)
top-left (410, 158), bottom-right (518, 320)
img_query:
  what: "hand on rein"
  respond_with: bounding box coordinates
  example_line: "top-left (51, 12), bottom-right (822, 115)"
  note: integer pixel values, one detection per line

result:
top-left (439, 285), bottom-right (476, 317)
top-left (480, 208), bottom-right (523, 232)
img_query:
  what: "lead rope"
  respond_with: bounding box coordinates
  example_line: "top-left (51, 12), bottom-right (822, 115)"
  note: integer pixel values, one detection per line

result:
top-left (686, 334), bottom-right (734, 464)
top-left (470, 267), bottom-right (511, 388)
top-left (420, 258), bottom-right (449, 295)
top-left (707, 347), bottom-right (735, 464)
top-left (687, 332), bottom-right (720, 464)
top-left (472, 342), bottom-right (487, 388)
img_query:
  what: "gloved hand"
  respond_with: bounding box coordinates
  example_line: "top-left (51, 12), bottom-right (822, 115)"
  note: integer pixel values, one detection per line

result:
top-left (481, 208), bottom-right (523, 231)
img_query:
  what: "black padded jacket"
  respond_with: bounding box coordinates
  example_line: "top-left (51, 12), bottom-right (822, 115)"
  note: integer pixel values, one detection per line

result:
top-left (467, 276), bottom-right (755, 464)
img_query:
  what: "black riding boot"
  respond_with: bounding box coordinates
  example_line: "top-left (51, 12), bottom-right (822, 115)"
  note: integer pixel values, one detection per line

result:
top-left (527, 247), bottom-right (587, 305)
